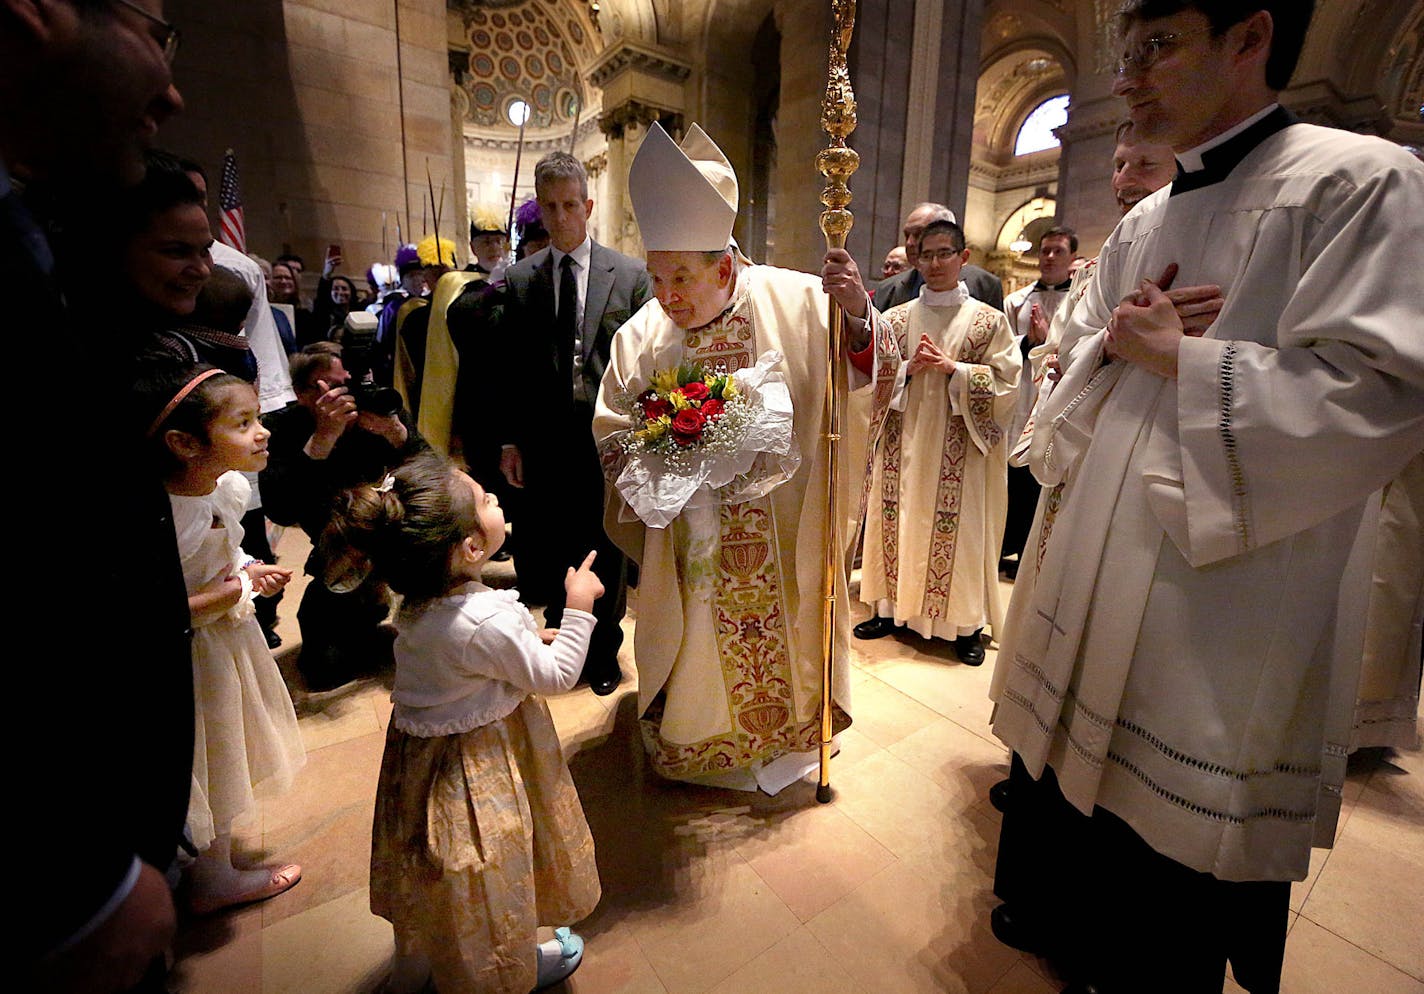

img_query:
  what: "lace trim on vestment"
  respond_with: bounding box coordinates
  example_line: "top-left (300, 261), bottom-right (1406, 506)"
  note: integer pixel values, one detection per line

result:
top-left (1003, 688), bottom-right (1321, 825)
top-left (1106, 751), bottom-right (1317, 824)
top-left (1218, 342), bottom-right (1252, 552)
top-left (1008, 652), bottom-right (1322, 779)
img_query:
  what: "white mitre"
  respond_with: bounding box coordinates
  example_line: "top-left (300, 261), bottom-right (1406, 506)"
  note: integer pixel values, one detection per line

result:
top-left (629, 122), bottom-right (738, 252)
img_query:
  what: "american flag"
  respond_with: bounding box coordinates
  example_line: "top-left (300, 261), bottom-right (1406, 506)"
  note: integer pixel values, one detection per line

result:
top-left (217, 148), bottom-right (246, 252)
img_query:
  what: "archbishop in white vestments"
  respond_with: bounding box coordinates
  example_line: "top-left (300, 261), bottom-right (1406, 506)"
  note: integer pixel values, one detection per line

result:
top-left (593, 123), bottom-right (901, 793)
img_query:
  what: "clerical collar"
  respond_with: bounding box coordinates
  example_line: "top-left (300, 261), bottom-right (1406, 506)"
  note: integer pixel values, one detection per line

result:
top-left (1171, 104), bottom-right (1296, 197)
top-left (1032, 279), bottom-right (1072, 293)
top-left (919, 281), bottom-right (968, 307)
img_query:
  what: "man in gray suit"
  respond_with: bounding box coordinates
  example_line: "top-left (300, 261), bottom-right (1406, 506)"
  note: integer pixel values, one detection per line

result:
top-left (494, 151), bottom-right (653, 694)
top-left (873, 202), bottom-right (1003, 312)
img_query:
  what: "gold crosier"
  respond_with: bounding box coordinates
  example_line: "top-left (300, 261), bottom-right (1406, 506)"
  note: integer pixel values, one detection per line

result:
top-left (816, 0), bottom-right (858, 804)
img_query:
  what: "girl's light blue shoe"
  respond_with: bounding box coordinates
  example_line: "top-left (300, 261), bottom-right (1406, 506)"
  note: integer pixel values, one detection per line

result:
top-left (533, 927), bottom-right (584, 990)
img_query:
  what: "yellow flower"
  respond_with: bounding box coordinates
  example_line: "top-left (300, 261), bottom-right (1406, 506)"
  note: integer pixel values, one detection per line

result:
top-left (722, 380), bottom-right (739, 400)
top-left (651, 369), bottom-right (680, 394)
top-left (645, 418), bottom-right (669, 440)
top-left (669, 390), bottom-right (691, 411)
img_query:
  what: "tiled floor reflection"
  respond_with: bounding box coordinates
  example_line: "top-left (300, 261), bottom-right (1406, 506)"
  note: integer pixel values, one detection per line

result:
top-left (170, 531), bottom-right (1423, 993)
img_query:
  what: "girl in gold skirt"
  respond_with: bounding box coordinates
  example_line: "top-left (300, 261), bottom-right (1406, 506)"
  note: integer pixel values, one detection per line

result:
top-left (329, 453), bottom-right (603, 993)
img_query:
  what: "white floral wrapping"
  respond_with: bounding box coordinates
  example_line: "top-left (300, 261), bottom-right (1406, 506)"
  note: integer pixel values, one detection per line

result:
top-left (615, 350), bottom-right (801, 528)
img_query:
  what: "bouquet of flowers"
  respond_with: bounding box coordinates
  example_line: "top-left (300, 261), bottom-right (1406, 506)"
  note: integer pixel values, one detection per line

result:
top-left (627, 365), bottom-right (744, 454)
top-left (612, 350), bottom-right (800, 528)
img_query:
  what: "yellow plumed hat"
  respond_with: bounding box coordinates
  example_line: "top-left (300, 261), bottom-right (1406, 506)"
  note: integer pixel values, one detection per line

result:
top-left (416, 234), bottom-right (458, 267)
top-left (469, 204), bottom-right (508, 236)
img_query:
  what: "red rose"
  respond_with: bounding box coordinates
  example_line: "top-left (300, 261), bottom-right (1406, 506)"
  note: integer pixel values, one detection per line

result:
top-left (641, 394), bottom-right (673, 419)
top-left (681, 381), bottom-right (710, 402)
top-left (670, 407), bottom-right (707, 444)
top-left (701, 398), bottom-right (725, 421)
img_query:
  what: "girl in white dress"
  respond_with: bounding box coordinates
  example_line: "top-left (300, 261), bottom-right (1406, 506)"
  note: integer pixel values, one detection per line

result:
top-left (143, 363), bottom-right (307, 914)
top-left (327, 452), bottom-right (603, 994)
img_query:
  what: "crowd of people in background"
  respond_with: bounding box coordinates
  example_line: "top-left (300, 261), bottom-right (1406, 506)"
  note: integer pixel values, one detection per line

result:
top-left (11, 2), bottom-right (1421, 994)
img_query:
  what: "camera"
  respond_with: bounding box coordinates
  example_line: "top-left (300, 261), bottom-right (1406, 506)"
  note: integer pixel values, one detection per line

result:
top-left (338, 312), bottom-right (403, 416)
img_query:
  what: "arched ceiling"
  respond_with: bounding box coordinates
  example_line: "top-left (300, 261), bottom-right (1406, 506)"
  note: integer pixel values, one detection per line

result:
top-left (979, 1), bottom-right (1076, 78)
top-left (450, 0), bottom-right (603, 133)
top-left (974, 48), bottom-right (1069, 156)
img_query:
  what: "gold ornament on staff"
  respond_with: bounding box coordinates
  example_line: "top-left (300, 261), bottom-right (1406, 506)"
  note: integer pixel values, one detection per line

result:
top-left (816, 0), bottom-right (859, 805)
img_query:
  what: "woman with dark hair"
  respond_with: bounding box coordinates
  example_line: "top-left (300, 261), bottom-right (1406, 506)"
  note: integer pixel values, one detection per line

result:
top-left (112, 160), bottom-right (213, 349)
top-left (311, 273), bottom-right (356, 341)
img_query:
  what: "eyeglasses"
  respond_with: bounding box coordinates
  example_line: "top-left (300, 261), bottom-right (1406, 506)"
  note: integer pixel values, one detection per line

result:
top-left (111, 0), bottom-right (181, 64)
top-left (918, 249), bottom-right (964, 265)
top-left (1114, 26), bottom-right (1212, 77)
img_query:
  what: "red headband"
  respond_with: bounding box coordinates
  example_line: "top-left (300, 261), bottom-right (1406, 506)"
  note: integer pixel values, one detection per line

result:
top-left (145, 368), bottom-right (225, 438)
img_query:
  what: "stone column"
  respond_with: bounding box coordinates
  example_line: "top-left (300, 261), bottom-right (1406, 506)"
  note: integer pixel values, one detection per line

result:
top-left (587, 42), bottom-right (692, 257)
top-left (595, 104), bottom-right (685, 257)
top-left (1051, 1), bottom-right (1127, 258)
top-left (450, 85), bottom-right (471, 267)
top-left (1052, 108), bottom-right (1121, 256)
top-left (163, 0), bottom-right (455, 272)
top-left (844, 0), bottom-right (986, 273)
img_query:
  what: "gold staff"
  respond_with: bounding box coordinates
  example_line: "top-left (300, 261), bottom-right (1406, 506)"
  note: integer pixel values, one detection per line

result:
top-left (816, 0), bottom-right (859, 804)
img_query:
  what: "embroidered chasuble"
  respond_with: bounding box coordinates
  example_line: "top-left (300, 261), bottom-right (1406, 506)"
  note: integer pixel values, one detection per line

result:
top-left (990, 119), bottom-right (1424, 882)
top-left (594, 265), bottom-right (901, 791)
top-left (861, 293), bottom-right (1020, 639)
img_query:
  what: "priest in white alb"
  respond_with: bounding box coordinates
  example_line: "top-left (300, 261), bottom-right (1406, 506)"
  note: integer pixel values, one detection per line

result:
top-left (593, 123), bottom-right (900, 793)
top-left (854, 218), bottom-right (1020, 666)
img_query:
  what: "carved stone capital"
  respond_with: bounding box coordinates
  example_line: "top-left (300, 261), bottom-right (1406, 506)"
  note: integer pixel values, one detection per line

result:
top-left (598, 100), bottom-right (682, 141)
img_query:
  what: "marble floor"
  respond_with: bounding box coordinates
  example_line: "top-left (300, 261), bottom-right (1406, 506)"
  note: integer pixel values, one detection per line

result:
top-left (170, 528), bottom-right (1424, 994)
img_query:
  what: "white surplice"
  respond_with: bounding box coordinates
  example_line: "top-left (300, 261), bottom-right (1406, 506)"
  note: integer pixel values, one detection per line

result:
top-left (992, 120), bottom-right (1424, 881)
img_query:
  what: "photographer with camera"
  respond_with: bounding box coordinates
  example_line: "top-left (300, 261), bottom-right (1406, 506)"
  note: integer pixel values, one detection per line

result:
top-left (261, 334), bottom-right (425, 690)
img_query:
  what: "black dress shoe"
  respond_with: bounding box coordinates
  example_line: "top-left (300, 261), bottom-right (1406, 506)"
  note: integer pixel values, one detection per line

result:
top-left (263, 626), bottom-right (283, 650)
top-left (853, 616), bottom-right (902, 640)
top-left (589, 670), bottom-right (622, 697)
top-left (988, 778), bottom-right (1011, 813)
top-left (582, 658), bottom-right (622, 697)
top-left (955, 630), bottom-right (985, 666)
top-left (999, 558), bottom-right (1020, 580)
top-left (990, 903), bottom-right (1046, 954)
